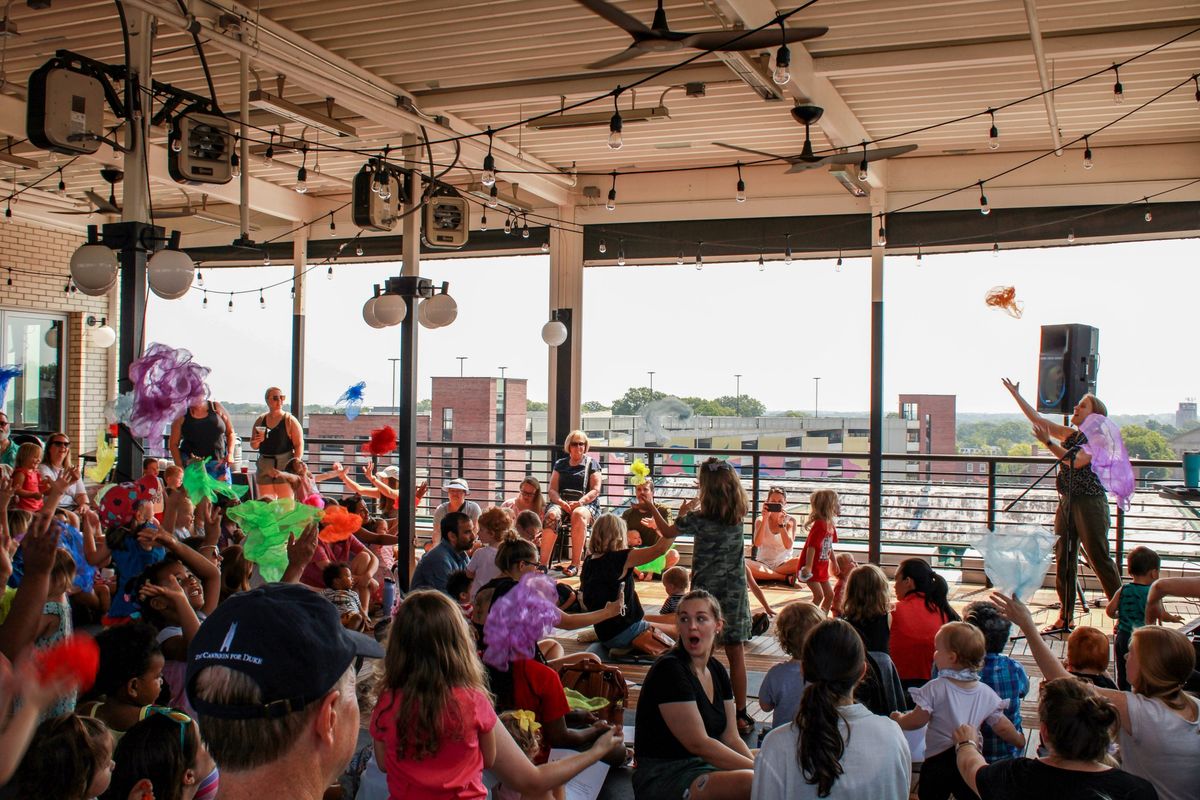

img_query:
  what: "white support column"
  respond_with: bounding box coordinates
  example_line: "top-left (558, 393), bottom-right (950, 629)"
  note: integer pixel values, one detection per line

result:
top-left (867, 189), bottom-right (887, 562)
top-left (547, 204), bottom-right (583, 446)
top-left (289, 226), bottom-right (307, 418)
top-left (402, 133), bottom-right (421, 278)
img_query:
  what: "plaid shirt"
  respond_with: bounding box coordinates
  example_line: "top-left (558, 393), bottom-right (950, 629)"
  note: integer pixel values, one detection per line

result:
top-left (979, 652), bottom-right (1029, 762)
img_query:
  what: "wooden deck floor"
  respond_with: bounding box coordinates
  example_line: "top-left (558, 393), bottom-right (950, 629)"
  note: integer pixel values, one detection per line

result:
top-left (546, 576), bottom-right (1200, 732)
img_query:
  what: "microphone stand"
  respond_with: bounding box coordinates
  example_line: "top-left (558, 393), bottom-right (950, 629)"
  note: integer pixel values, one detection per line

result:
top-left (1004, 441), bottom-right (1086, 637)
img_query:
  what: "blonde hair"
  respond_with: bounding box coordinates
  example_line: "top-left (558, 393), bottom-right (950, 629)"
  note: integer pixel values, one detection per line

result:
top-left (380, 590), bottom-right (490, 760)
top-left (1083, 393), bottom-right (1108, 417)
top-left (1130, 626), bottom-right (1195, 711)
top-left (562, 430), bottom-right (589, 451)
top-left (696, 458), bottom-right (747, 526)
top-left (588, 513), bottom-right (627, 555)
top-left (15, 442), bottom-right (41, 469)
top-left (498, 710), bottom-right (541, 760)
top-left (775, 601), bottom-right (824, 659)
top-left (50, 547), bottom-right (76, 595)
top-left (938, 621), bottom-right (986, 671)
top-left (805, 489), bottom-right (840, 530)
top-left (477, 507), bottom-right (517, 545)
top-left (841, 564), bottom-right (891, 622)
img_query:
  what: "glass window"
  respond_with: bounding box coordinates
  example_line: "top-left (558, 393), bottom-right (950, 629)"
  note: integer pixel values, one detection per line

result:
top-left (901, 402), bottom-right (918, 421)
top-left (3, 312), bottom-right (65, 432)
top-left (441, 407), bottom-right (454, 441)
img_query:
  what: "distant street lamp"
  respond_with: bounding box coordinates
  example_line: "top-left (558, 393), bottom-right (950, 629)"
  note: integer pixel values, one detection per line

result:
top-left (813, 377), bottom-right (821, 418)
top-left (735, 374), bottom-right (742, 415)
top-left (648, 370), bottom-right (655, 395)
top-left (457, 356), bottom-right (467, 377)
top-left (498, 366), bottom-right (507, 380)
top-left (388, 357), bottom-right (400, 409)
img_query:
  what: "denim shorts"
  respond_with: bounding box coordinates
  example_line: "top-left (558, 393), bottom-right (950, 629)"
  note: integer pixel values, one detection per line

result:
top-left (603, 618), bottom-right (650, 650)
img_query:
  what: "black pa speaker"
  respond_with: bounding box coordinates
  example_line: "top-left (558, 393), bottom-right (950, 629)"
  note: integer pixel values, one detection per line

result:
top-left (1037, 324), bottom-right (1098, 414)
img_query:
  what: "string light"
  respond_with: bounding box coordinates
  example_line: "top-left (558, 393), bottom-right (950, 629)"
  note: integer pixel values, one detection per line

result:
top-left (328, 216), bottom-right (337, 236)
top-left (992, 242), bottom-right (1000, 257)
top-left (540, 241), bottom-right (550, 253)
top-left (1067, 230), bottom-right (1075, 244)
top-left (521, 215), bottom-right (530, 238)
top-left (978, 181), bottom-right (990, 215)
top-left (735, 162), bottom-right (746, 203)
top-left (1195, 74), bottom-right (1200, 103)
top-left (878, 215), bottom-right (888, 247)
top-left (482, 129), bottom-right (497, 187)
top-left (1112, 65), bottom-right (1124, 104)
top-left (617, 240), bottom-right (626, 265)
top-left (916, 246), bottom-right (923, 264)
top-left (606, 172), bottom-right (617, 211)
top-left (504, 214), bottom-right (514, 235)
top-left (695, 242), bottom-right (703, 270)
top-left (987, 109), bottom-right (999, 150)
top-left (202, 291), bottom-right (208, 309)
top-left (487, 185), bottom-right (499, 208)
top-left (757, 252), bottom-right (765, 271)
top-left (1143, 198), bottom-right (1153, 222)
top-left (6, 268), bottom-right (12, 286)
top-left (230, 149), bottom-right (240, 178)
top-left (227, 295), bottom-right (234, 313)
top-left (784, 233), bottom-right (793, 265)
top-left (1083, 136), bottom-right (1093, 169)
top-left (263, 134), bottom-right (274, 166)
top-left (57, 168), bottom-right (65, 194)
top-left (327, 265), bottom-right (334, 280)
top-left (836, 250), bottom-right (843, 270)
top-left (609, 90), bottom-right (624, 150)
top-left (3, 203), bottom-right (10, 223)
top-left (480, 210), bottom-right (488, 231)
top-left (355, 243), bottom-right (364, 256)
top-left (263, 251), bottom-right (271, 267)
top-left (677, 250), bottom-right (684, 266)
top-left (290, 283), bottom-right (295, 300)
top-left (858, 143), bottom-right (869, 182)
top-left (295, 150), bottom-right (308, 193)
top-left (259, 289), bottom-right (266, 308)
top-left (598, 239), bottom-right (607, 254)
top-left (196, 270), bottom-right (205, 287)
top-left (772, 21), bottom-right (791, 85)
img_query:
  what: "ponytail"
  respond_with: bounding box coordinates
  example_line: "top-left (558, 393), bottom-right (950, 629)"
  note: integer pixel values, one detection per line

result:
top-left (898, 558), bottom-right (960, 622)
top-left (795, 620), bottom-right (865, 797)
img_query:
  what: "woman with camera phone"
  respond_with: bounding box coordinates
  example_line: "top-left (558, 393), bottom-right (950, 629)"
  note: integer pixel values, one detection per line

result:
top-left (748, 487), bottom-right (801, 584)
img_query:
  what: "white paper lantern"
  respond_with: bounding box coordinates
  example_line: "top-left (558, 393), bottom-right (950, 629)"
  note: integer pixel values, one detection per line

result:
top-left (373, 293), bottom-right (408, 326)
top-left (362, 296), bottom-right (387, 329)
top-left (69, 244), bottom-right (118, 296)
top-left (44, 325), bottom-right (59, 349)
top-left (146, 249), bottom-right (194, 300)
top-left (541, 319), bottom-right (568, 346)
top-left (91, 324), bottom-right (117, 348)
top-left (424, 293), bottom-right (458, 327)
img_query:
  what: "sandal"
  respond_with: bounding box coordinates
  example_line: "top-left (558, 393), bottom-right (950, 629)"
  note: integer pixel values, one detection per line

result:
top-left (751, 612), bottom-right (771, 638)
top-left (1041, 619), bottom-right (1073, 635)
top-left (736, 708), bottom-right (755, 737)
top-left (561, 564), bottom-right (580, 578)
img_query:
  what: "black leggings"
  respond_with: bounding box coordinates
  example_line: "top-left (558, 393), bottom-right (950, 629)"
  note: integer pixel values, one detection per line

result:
top-left (918, 746), bottom-right (979, 800)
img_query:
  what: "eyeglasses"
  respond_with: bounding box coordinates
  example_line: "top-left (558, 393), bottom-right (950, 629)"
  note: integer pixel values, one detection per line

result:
top-left (520, 560), bottom-right (540, 569)
top-left (568, 441), bottom-right (586, 448)
top-left (268, 394), bottom-right (286, 401)
top-left (49, 440), bottom-right (69, 447)
top-left (140, 705), bottom-right (192, 747)
top-left (0, 419), bottom-right (9, 427)
top-left (520, 489), bottom-right (537, 497)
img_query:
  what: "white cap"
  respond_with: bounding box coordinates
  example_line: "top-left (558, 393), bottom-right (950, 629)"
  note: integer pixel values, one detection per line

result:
top-left (379, 465), bottom-right (399, 480)
top-left (444, 478), bottom-right (469, 492)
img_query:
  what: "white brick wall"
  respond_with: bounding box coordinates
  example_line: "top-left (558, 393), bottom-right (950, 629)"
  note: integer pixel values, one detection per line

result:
top-left (0, 219), bottom-right (111, 456)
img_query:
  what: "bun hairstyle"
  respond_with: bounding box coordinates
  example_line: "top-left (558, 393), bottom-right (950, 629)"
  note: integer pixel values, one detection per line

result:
top-left (896, 558), bottom-right (960, 622)
top-left (1039, 677), bottom-right (1119, 762)
top-left (795, 619), bottom-right (866, 797)
top-left (495, 538), bottom-right (537, 574)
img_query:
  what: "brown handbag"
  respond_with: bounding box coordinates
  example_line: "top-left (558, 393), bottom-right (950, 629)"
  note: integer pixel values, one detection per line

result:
top-left (630, 625), bottom-right (675, 657)
top-left (558, 660), bottom-right (628, 727)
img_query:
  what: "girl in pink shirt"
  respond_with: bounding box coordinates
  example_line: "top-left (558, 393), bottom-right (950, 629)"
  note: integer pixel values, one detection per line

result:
top-left (11, 442), bottom-right (44, 512)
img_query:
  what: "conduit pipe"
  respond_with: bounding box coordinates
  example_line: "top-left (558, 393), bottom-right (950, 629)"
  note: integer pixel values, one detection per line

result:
top-left (1022, 0), bottom-right (1065, 155)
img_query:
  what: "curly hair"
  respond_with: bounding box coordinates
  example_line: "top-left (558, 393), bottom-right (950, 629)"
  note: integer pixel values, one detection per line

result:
top-left (775, 601), bottom-right (824, 660)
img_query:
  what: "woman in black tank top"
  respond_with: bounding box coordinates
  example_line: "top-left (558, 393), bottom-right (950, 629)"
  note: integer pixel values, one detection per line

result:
top-left (169, 400), bottom-right (236, 482)
top-left (251, 386), bottom-right (305, 499)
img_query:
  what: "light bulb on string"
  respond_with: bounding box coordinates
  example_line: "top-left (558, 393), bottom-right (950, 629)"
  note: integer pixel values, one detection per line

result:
top-left (836, 250), bottom-right (843, 271)
top-left (978, 182), bottom-right (990, 215)
top-left (295, 164), bottom-right (308, 194)
top-left (757, 253), bottom-right (765, 272)
top-left (676, 251), bottom-right (684, 266)
top-left (617, 240), bottom-right (626, 266)
top-left (606, 172), bottom-right (617, 212)
top-left (487, 185), bottom-right (499, 208)
top-left (230, 152), bottom-right (240, 178)
top-left (521, 215), bottom-right (530, 239)
top-left (378, 175), bottom-right (391, 202)
top-left (858, 143), bottom-right (869, 182)
top-left (57, 169), bottom-right (65, 194)
top-left (608, 90), bottom-right (623, 150)
top-left (202, 291), bottom-right (208, 309)
top-left (480, 211), bottom-right (488, 232)
top-left (227, 295), bottom-right (234, 313)
top-left (3, 203), bottom-right (10, 223)
top-left (327, 265), bottom-right (334, 280)
top-left (264, 136), bottom-right (274, 166)
top-left (355, 243), bottom-right (364, 257)
top-left (259, 290), bottom-right (265, 309)
top-left (1194, 74), bottom-right (1200, 103)
top-left (329, 216), bottom-right (337, 237)
top-left (1067, 230), bottom-right (1075, 244)
top-left (784, 234), bottom-right (793, 265)
top-left (290, 283), bottom-right (295, 300)
top-left (482, 129), bottom-right (497, 187)
top-left (877, 216), bottom-right (888, 247)
top-left (735, 162), bottom-right (746, 203)
top-left (1112, 65), bottom-right (1124, 104)
top-left (916, 246), bottom-right (923, 265)
top-left (992, 242), bottom-right (1000, 257)
top-left (598, 239), bottom-right (607, 254)
top-left (1082, 136), bottom-right (1093, 170)
top-left (987, 109), bottom-right (999, 150)
top-left (695, 243), bottom-right (703, 270)
top-left (503, 214), bottom-right (513, 235)
top-left (263, 251), bottom-right (271, 267)
top-left (772, 22), bottom-right (791, 85)
top-left (540, 241), bottom-right (549, 253)
top-left (5, 268), bottom-right (12, 286)
top-left (1143, 199), bottom-right (1153, 222)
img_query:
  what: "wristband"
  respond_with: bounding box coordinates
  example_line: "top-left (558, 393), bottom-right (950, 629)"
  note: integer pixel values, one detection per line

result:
top-left (956, 740), bottom-right (978, 752)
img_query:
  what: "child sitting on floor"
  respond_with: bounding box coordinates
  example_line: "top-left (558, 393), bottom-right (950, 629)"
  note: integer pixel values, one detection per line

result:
top-left (495, 710), bottom-right (561, 800)
top-left (659, 566), bottom-right (689, 614)
top-left (10, 714), bottom-right (116, 800)
top-left (965, 601), bottom-right (1028, 763)
top-left (77, 624), bottom-right (166, 738)
top-left (447, 569), bottom-right (474, 621)
top-left (891, 621), bottom-right (1025, 800)
top-left (1105, 545), bottom-right (1159, 690)
top-left (759, 601), bottom-right (824, 730)
top-left (322, 561), bottom-right (369, 631)
top-left (514, 510), bottom-right (543, 545)
top-left (830, 553), bottom-right (857, 617)
top-left (1065, 626), bottom-right (1117, 689)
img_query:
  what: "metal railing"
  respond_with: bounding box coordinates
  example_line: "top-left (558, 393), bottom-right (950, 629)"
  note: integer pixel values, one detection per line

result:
top-left (238, 435), bottom-right (1199, 578)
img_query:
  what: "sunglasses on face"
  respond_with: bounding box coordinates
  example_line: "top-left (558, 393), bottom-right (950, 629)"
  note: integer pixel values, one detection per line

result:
top-left (50, 441), bottom-right (69, 447)
top-left (268, 395), bottom-right (285, 401)
top-left (569, 441), bottom-right (586, 448)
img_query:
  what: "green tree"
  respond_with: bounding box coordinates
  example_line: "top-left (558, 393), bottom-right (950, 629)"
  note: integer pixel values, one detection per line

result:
top-left (416, 398), bottom-right (432, 413)
top-left (611, 387), bottom-right (667, 415)
top-left (999, 441), bottom-right (1033, 476)
top-left (713, 394), bottom-right (766, 417)
top-left (581, 400), bottom-right (609, 413)
top-left (957, 420), bottom-right (1034, 451)
top-left (527, 400), bottom-right (548, 411)
top-left (1121, 425), bottom-right (1173, 460)
top-left (679, 397), bottom-right (735, 416)
top-left (1145, 418), bottom-right (1180, 439)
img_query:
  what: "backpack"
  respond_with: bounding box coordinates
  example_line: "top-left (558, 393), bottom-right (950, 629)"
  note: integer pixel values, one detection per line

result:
top-left (557, 660), bottom-right (628, 727)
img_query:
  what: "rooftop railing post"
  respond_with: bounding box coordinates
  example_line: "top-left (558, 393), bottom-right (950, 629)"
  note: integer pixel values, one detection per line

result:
top-left (867, 198), bottom-right (886, 565)
top-left (987, 460), bottom-right (997, 531)
top-left (750, 453), bottom-right (761, 539)
top-left (456, 446), bottom-right (465, 480)
top-left (1115, 504), bottom-right (1125, 572)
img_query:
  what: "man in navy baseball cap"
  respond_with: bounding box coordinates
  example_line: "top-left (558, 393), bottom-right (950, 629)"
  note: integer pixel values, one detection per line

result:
top-left (187, 583), bottom-right (382, 799)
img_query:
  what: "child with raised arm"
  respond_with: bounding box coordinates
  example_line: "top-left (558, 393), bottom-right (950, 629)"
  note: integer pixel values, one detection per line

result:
top-left (1105, 545), bottom-right (1159, 690)
top-left (890, 621), bottom-right (1024, 800)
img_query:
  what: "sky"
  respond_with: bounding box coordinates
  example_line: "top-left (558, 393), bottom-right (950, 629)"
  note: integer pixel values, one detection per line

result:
top-left (144, 237), bottom-right (1199, 415)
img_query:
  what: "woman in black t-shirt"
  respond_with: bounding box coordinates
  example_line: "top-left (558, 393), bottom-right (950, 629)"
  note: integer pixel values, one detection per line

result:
top-left (955, 676), bottom-right (1156, 800)
top-left (541, 430), bottom-right (603, 575)
top-left (633, 590), bottom-right (754, 800)
top-left (580, 513), bottom-right (678, 651)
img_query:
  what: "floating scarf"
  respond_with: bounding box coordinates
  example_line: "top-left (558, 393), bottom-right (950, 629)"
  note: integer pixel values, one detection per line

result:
top-left (363, 425), bottom-right (397, 456)
top-left (510, 709), bottom-right (541, 734)
top-left (984, 286), bottom-right (1023, 319)
top-left (35, 633), bottom-right (100, 693)
top-left (629, 459), bottom-right (649, 486)
top-left (319, 504), bottom-right (363, 543)
top-left (482, 572), bottom-right (561, 670)
top-left (228, 498), bottom-right (323, 582)
top-left (1077, 414), bottom-right (1135, 511)
top-left (85, 428), bottom-right (116, 483)
top-left (183, 458), bottom-right (248, 505)
top-left (336, 381), bottom-right (367, 421)
top-left (126, 343), bottom-right (210, 446)
top-left (972, 525), bottom-right (1056, 602)
top-left (0, 364), bottom-right (22, 408)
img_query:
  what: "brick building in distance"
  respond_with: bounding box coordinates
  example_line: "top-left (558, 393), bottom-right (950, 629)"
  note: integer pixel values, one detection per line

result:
top-left (899, 394), bottom-right (959, 481)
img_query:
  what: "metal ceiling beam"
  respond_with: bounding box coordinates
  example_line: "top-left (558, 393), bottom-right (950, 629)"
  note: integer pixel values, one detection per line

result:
top-left (814, 23), bottom-right (1200, 78)
top-left (0, 93), bottom-right (331, 223)
top-left (715, 0), bottom-right (883, 188)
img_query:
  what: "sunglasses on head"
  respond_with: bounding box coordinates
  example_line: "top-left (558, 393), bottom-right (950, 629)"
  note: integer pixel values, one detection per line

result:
top-left (140, 705), bottom-right (192, 747)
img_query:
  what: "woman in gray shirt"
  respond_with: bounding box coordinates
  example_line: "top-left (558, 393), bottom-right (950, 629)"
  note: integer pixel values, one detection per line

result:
top-left (753, 619), bottom-right (911, 800)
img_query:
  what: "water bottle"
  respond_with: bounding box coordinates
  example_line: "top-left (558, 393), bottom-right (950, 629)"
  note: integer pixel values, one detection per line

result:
top-left (382, 577), bottom-right (396, 616)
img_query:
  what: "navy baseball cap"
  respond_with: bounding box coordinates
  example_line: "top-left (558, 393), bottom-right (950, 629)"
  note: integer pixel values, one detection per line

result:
top-left (186, 583), bottom-right (383, 720)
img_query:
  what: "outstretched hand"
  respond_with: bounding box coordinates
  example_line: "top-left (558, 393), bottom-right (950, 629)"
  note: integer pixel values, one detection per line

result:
top-left (1001, 378), bottom-right (1020, 396)
top-left (286, 522), bottom-right (319, 570)
top-left (20, 516), bottom-right (61, 576)
top-left (990, 592), bottom-right (1036, 633)
top-left (1145, 596), bottom-right (1184, 626)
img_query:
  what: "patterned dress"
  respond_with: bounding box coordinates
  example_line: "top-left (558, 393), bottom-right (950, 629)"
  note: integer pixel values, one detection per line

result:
top-left (677, 514), bottom-right (750, 643)
top-left (36, 598), bottom-right (75, 718)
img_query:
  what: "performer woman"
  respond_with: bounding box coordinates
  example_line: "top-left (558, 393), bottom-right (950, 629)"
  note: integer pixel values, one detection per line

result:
top-left (1002, 379), bottom-right (1121, 631)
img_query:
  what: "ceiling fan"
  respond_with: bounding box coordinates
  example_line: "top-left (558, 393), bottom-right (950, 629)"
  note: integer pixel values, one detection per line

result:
top-left (713, 104), bottom-right (918, 173)
top-left (51, 167), bottom-right (194, 219)
top-left (574, 0), bottom-right (827, 69)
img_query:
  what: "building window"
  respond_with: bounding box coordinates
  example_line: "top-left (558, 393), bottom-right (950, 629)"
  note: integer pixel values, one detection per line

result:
top-left (966, 462), bottom-right (974, 473)
top-left (696, 438), bottom-right (712, 448)
top-left (741, 439), bottom-right (758, 449)
top-left (785, 435), bottom-right (804, 448)
top-left (2, 311), bottom-right (65, 432)
top-left (441, 407), bottom-right (453, 442)
top-left (901, 402), bottom-right (918, 421)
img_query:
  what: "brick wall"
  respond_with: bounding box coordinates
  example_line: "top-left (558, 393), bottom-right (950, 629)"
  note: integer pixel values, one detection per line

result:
top-left (0, 219), bottom-right (111, 456)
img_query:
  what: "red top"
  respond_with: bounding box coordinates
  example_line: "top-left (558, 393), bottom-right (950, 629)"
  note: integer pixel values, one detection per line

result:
top-left (800, 520), bottom-right (837, 582)
top-left (509, 659), bottom-right (570, 762)
top-left (890, 592), bottom-right (949, 681)
top-left (12, 467), bottom-right (43, 512)
top-left (299, 536), bottom-right (366, 587)
top-left (370, 686), bottom-right (497, 800)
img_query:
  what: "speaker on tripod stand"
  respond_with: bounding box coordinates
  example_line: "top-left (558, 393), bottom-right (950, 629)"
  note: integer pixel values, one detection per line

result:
top-left (1037, 324), bottom-right (1099, 415)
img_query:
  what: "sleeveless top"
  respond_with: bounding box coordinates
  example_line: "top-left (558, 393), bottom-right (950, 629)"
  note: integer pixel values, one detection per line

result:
top-left (1056, 431), bottom-right (1106, 497)
top-left (180, 401), bottom-right (226, 460)
top-left (257, 412), bottom-right (296, 458)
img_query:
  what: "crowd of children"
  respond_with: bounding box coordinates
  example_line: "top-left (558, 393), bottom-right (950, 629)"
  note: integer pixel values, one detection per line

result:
top-left (0, 433), bottom-right (1196, 800)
